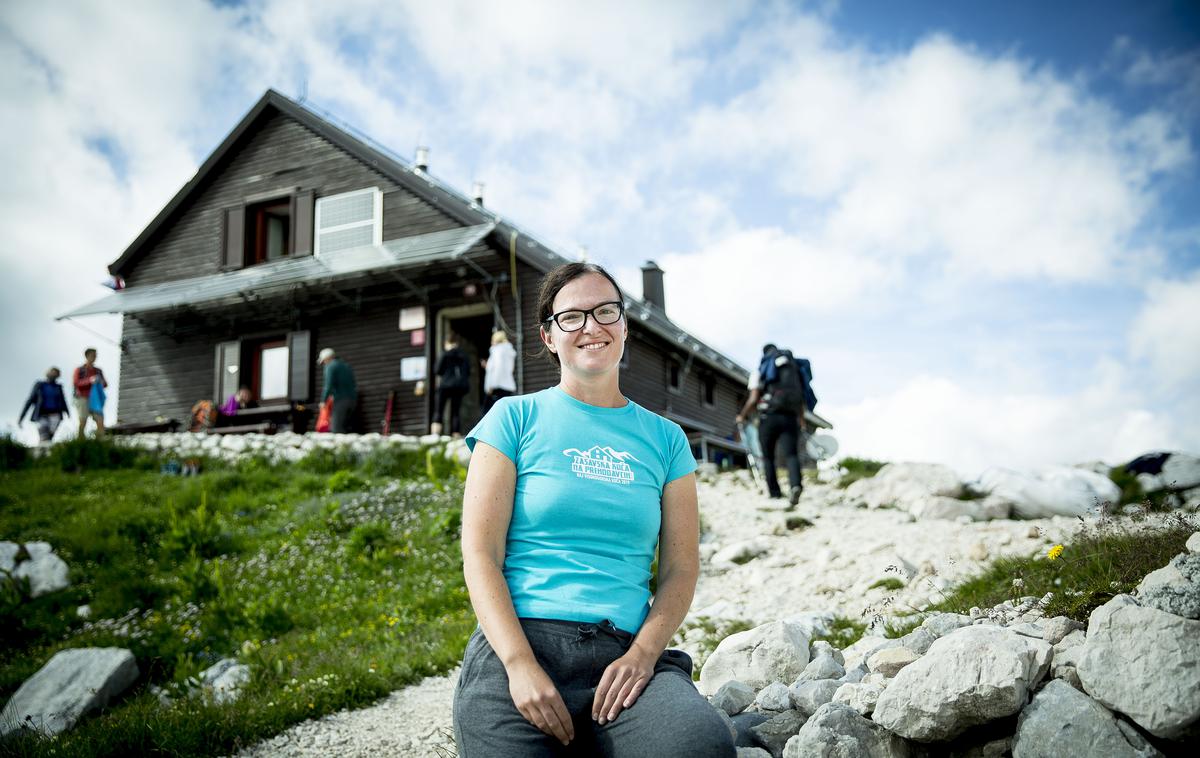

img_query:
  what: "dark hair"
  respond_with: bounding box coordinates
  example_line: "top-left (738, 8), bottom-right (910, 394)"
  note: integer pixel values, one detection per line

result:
top-left (762, 343), bottom-right (777, 355)
top-left (84, 347), bottom-right (97, 358)
top-left (535, 262), bottom-right (625, 366)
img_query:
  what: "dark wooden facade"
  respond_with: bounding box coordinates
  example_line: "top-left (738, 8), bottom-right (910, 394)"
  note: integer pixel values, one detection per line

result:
top-left (100, 91), bottom-right (752, 444)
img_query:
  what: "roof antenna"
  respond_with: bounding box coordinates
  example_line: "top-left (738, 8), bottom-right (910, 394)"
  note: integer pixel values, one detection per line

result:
top-left (297, 77), bottom-right (308, 104)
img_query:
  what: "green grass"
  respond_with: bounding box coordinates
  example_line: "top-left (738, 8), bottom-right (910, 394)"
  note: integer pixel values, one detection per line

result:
top-left (810, 616), bottom-right (868, 651)
top-left (882, 511), bottom-right (1197, 634)
top-left (837, 457), bottom-right (886, 489)
top-left (867, 577), bottom-right (906, 592)
top-left (1, 437), bottom-right (472, 757)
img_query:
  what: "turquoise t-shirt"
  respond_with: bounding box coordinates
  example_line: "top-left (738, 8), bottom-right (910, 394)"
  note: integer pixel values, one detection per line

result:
top-left (465, 386), bottom-right (697, 633)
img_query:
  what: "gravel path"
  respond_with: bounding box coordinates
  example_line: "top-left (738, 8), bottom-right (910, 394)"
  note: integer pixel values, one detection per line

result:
top-left (235, 472), bottom-right (1080, 757)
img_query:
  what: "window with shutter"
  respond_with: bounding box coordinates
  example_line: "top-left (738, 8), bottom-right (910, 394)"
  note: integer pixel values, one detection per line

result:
top-left (314, 187), bottom-right (382, 256)
top-left (287, 330), bottom-right (312, 401)
top-left (214, 341), bottom-right (241, 402)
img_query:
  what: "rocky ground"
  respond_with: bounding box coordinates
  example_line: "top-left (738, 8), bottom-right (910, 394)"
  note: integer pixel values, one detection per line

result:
top-left (232, 471), bottom-right (1085, 758)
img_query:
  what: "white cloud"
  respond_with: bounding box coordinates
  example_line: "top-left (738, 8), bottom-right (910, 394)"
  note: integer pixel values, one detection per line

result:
top-left (1130, 271), bottom-right (1200, 390)
top-left (829, 364), bottom-right (1189, 478)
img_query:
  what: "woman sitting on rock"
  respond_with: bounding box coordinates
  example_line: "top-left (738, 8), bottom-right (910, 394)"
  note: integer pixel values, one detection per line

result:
top-left (453, 262), bottom-right (734, 756)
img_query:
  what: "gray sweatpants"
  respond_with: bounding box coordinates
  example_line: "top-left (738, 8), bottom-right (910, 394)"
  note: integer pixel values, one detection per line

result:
top-left (453, 618), bottom-right (735, 757)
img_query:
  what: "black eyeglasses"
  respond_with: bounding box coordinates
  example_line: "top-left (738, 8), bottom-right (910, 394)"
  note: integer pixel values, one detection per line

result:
top-left (544, 301), bottom-right (624, 332)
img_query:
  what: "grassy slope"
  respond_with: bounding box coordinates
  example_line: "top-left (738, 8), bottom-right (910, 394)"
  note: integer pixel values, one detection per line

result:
top-left (1, 441), bottom-right (473, 757)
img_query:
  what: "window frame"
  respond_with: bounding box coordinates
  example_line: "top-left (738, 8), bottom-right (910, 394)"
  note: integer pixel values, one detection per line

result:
top-left (245, 337), bottom-right (290, 405)
top-left (700, 373), bottom-right (717, 408)
top-left (314, 187), bottom-right (383, 257)
top-left (668, 358), bottom-right (682, 395)
top-left (245, 197), bottom-right (293, 264)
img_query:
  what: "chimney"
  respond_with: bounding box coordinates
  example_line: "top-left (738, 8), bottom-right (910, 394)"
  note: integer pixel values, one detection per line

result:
top-left (641, 260), bottom-right (665, 313)
top-left (414, 146), bottom-right (429, 172)
top-left (471, 181), bottom-right (485, 206)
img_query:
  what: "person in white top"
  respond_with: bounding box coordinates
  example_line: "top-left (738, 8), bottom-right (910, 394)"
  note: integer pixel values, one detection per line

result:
top-left (482, 329), bottom-right (517, 415)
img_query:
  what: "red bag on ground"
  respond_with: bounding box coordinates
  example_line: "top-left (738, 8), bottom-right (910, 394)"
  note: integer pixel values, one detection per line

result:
top-left (316, 397), bottom-right (333, 433)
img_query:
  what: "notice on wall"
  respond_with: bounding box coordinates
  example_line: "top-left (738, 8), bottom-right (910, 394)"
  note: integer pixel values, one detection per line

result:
top-left (410, 328), bottom-right (426, 347)
top-left (399, 306), bottom-right (425, 331)
top-left (400, 356), bottom-right (426, 382)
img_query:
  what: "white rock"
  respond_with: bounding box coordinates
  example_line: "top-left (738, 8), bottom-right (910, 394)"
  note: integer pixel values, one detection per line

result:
top-left (783, 611), bottom-right (837, 641)
top-left (832, 681), bottom-right (886, 716)
top-left (750, 709), bottom-right (806, 757)
top-left (844, 463), bottom-right (963, 510)
top-left (699, 621), bottom-right (811, 695)
top-left (788, 679), bottom-right (841, 717)
top-left (785, 703), bottom-right (912, 758)
top-left (713, 538), bottom-right (771, 566)
top-left (711, 680), bottom-right (756, 716)
top-left (977, 466), bottom-right (1119, 519)
top-left (0, 648), bottom-right (139, 737)
top-left (796, 653), bottom-right (844, 682)
top-left (841, 635), bottom-right (898, 672)
top-left (1076, 594), bottom-right (1200, 739)
top-left (808, 639), bottom-right (844, 666)
top-left (13, 547), bottom-right (70, 597)
top-left (897, 628), bottom-right (935, 655)
top-left (1136, 553), bottom-right (1200, 620)
top-left (872, 625), bottom-right (1052, 742)
top-left (1041, 616), bottom-right (1084, 645)
top-left (920, 613), bottom-right (973, 639)
top-left (207, 662), bottom-right (251, 705)
top-left (867, 647), bottom-right (920, 677)
top-left (1187, 531), bottom-right (1200, 553)
top-left (1013, 679), bottom-right (1163, 758)
top-left (0, 541), bottom-right (19, 572)
top-left (910, 495), bottom-right (1011, 522)
top-left (737, 748), bottom-right (771, 758)
top-left (756, 682), bottom-right (793, 712)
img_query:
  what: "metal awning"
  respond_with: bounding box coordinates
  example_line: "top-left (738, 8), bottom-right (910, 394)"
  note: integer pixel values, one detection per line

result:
top-left (58, 223), bottom-right (494, 319)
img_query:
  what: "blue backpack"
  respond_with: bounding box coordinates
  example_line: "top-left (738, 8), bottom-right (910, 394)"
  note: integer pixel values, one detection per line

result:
top-left (759, 350), bottom-right (816, 414)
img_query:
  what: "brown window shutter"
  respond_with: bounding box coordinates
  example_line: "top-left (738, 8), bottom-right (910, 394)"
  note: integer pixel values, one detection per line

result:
top-left (287, 330), bottom-right (312, 401)
top-left (222, 207), bottom-right (244, 268)
top-left (292, 190), bottom-right (314, 257)
top-left (214, 341), bottom-right (240, 401)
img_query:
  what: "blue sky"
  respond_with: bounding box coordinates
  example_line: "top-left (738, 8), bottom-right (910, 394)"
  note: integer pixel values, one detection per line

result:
top-left (1, 0), bottom-right (1197, 474)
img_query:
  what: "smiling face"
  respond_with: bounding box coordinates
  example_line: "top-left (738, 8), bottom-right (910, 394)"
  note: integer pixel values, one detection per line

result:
top-left (540, 272), bottom-right (627, 379)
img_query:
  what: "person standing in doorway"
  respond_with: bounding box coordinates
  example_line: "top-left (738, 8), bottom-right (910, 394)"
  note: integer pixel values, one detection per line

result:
top-left (318, 348), bottom-right (357, 433)
top-left (19, 367), bottom-right (69, 446)
top-left (72, 348), bottom-right (107, 438)
top-left (433, 334), bottom-right (471, 436)
top-left (481, 329), bottom-right (517, 415)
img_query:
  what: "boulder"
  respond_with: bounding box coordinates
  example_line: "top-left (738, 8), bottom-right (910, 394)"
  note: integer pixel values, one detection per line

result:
top-left (1013, 679), bottom-right (1162, 758)
top-left (0, 648), bottom-right (138, 737)
top-left (872, 625), bottom-right (1052, 742)
top-left (200, 659), bottom-right (251, 704)
top-left (976, 466), bottom-right (1119, 519)
top-left (0, 541), bottom-right (18, 572)
top-left (785, 702), bottom-right (912, 758)
top-left (867, 647), bottom-right (920, 678)
top-left (832, 681), bottom-right (885, 716)
top-left (1077, 594), bottom-right (1200, 739)
top-left (699, 621), bottom-right (811, 695)
top-left (757, 682), bottom-right (793, 712)
top-left (788, 679), bottom-right (841, 717)
top-left (1187, 531), bottom-right (1200, 553)
top-left (732, 712), bottom-right (772, 747)
top-left (1136, 453), bottom-right (1200, 493)
top-left (738, 748), bottom-right (772, 758)
top-left (909, 495), bottom-right (1011, 522)
top-left (796, 653), bottom-right (844, 682)
top-left (1135, 553), bottom-right (1200, 619)
top-left (1050, 642), bottom-right (1084, 691)
top-left (897, 628), bottom-right (935, 655)
top-left (12, 543), bottom-right (70, 598)
top-left (844, 463), bottom-right (963, 510)
top-left (841, 635), bottom-right (899, 671)
top-left (750, 709), bottom-right (806, 758)
top-left (1041, 616), bottom-right (1084, 645)
top-left (809, 640), bottom-right (844, 666)
top-left (712, 680), bottom-right (757, 716)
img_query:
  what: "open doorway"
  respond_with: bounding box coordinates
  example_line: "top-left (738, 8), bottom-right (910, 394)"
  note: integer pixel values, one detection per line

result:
top-left (435, 304), bottom-right (494, 434)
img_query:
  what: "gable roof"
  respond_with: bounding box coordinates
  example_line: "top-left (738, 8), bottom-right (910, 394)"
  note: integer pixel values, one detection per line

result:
top-left (108, 89), bottom-right (751, 384)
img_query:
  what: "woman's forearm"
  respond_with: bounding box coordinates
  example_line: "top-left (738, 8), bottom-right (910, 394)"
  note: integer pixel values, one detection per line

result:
top-left (463, 552), bottom-right (538, 670)
top-left (629, 563), bottom-right (698, 659)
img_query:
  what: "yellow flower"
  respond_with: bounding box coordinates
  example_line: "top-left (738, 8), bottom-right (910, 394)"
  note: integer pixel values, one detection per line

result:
top-left (1047, 544), bottom-right (1064, 561)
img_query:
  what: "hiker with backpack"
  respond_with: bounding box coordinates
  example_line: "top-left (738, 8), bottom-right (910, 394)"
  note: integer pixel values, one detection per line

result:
top-left (433, 334), bottom-right (472, 436)
top-left (736, 343), bottom-right (816, 507)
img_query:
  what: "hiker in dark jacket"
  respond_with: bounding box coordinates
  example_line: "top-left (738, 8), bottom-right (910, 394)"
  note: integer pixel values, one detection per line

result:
top-left (318, 348), bottom-right (357, 433)
top-left (736, 344), bottom-right (808, 507)
top-left (433, 335), bottom-right (472, 436)
top-left (20, 367), bottom-right (70, 444)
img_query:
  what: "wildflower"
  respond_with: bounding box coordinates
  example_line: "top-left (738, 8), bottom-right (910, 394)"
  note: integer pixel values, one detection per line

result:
top-left (1011, 578), bottom-right (1024, 589)
top-left (1047, 544), bottom-right (1064, 561)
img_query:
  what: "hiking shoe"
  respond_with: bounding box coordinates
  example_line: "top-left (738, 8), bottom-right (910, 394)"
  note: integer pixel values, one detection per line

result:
top-left (788, 487), bottom-right (802, 507)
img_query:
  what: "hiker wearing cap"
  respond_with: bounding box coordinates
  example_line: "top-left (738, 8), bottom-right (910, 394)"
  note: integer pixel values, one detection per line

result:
top-left (20, 367), bottom-right (70, 445)
top-left (318, 348), bottom-right (357, 433)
